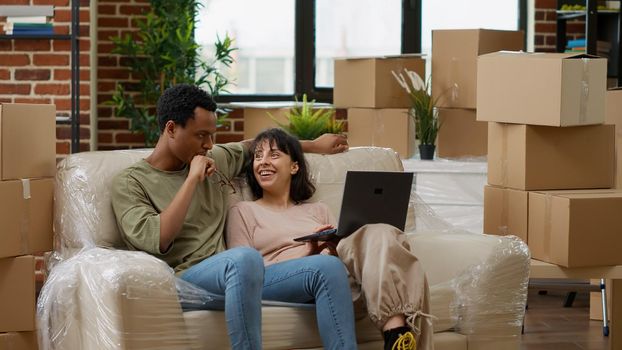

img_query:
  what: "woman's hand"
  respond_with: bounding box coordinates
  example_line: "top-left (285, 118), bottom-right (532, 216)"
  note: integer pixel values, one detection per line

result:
top-left (305, 225), bottom-right (339, 256)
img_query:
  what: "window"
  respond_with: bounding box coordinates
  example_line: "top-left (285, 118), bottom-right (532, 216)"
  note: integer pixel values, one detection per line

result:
top-left (314, 0), bottom-right (402, 88)
top-left (421, 0), bottom-right (523, 78)
top-left (195, 0), bottom-right (295, 95)
top-left (196, 0), bottom-right (525, 102)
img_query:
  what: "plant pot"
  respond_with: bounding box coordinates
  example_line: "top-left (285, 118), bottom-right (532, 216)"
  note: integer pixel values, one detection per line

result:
top-left (419, 144), bottom-right (436, 160)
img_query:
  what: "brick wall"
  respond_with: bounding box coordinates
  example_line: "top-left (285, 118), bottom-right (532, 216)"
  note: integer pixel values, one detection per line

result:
top-left (0, 0), bottom-right (92, 156)
top-left (535, 0), bottom-right (585, 52)
top-left (96, 0), bottom-right (247, 149)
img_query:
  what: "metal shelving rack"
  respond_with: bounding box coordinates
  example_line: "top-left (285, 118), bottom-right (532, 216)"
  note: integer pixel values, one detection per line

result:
top-left (0, 0), bottom-right (80, 152)
top-left (556, 0), bottom-right (622, 86)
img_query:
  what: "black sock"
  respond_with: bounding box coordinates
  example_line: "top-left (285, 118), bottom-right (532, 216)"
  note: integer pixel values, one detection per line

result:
top-left (383, 326), bottom-right (411, 350)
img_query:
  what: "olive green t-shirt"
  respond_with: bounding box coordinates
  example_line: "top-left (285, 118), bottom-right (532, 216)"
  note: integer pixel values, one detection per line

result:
top-left (110, 143), bottom-right (246, 275)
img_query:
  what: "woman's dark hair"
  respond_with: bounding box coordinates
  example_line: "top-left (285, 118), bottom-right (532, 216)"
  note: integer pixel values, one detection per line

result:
top-left (156, 84), bottom-right (217, 132)
top-left (246, 128), bottom-right (315, 203)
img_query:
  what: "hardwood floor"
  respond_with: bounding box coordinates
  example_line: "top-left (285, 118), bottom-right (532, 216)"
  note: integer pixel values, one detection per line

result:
top-left (521, 289), bottom-right (609, 350)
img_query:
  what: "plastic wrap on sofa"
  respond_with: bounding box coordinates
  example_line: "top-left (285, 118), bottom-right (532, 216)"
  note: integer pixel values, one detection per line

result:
top-left (37, 247), bottom-right (222, 350)
top-left (450, 235), bottom-right (530, 340)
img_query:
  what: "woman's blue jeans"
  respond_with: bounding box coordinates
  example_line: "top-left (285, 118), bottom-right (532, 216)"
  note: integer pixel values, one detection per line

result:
top-left (180, 247), bottom-right (357, 350)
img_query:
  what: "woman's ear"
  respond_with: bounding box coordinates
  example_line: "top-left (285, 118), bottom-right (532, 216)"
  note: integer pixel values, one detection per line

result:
top-left (291, 162), bottom-right (299, 175)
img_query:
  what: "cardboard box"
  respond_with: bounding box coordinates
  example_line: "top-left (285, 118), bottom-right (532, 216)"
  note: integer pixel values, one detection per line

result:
top-left (488, 123), bottom-right (615, 190)
top-left (605, 88), bottom-right (622, 188)
top-left (432, 29), bottom-right (524, 109)
top-left (0, 256), bottom-right (36, 332)
top-left (436, 108), bottom-right (487, 158)
top-left (528, 190), bottom-right (622, 267)
top-left (347, 108), bottom-right (415, 158)
top-left (1, 104), bottom-right (56, 180)
top-left (239, 102), bottom-right (335, 140)
top-left (477, 52), bottom-right (607, 126)
top-left (0, 178), bottom-right (53, 259)
top-left (242, 107), bottom-right (289, 140)
top-left (483, 185), bottom-right (528, 242)
top-left (334, 55), bottom-right (425, 108)
top-left (0, 332), bottom-right (38, 350)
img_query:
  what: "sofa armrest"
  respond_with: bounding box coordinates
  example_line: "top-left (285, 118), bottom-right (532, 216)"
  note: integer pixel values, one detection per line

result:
top-left (407, 233), bottom-right (529, 339)
top-left (38, 248), bottom-right (193, 350)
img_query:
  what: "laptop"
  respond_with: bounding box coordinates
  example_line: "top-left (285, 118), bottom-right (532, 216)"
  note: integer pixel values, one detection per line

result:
top-left (293, 171), bottom-right (414, 242)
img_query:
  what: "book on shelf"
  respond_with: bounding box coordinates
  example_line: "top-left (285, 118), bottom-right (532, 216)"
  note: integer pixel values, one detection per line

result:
top-left (0, 5), bottom-right (53, 17)
top-left (4, 23), bottom-right (54, 36)
top-left (566, 38), bottom-right (586, 48)
top-left (6, 16), bottom-right (48, 24)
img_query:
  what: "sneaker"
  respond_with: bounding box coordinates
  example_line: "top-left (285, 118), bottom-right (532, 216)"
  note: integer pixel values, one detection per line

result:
top-left (390, 331), bottom-right (416, 350)
top-left (383, 326), bottom-right (416, 350)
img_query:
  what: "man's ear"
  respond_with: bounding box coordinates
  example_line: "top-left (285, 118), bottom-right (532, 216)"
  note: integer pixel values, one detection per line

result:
top-left (165, 120), bottom-right (176, 138)
top-left (291, 162), bottom-right (299, 174)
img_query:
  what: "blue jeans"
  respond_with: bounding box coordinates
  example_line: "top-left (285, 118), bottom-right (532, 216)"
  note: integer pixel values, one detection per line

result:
top-left (181, 247), bottom-right (264, 350)
top-left (263, 255), bottom-right (357, 350)
top-left (181, 249), bottom-right (357, 350)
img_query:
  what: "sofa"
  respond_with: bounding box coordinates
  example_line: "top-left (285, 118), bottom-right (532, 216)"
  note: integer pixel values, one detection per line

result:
top-left (38, 146), bottom-right (529, 350)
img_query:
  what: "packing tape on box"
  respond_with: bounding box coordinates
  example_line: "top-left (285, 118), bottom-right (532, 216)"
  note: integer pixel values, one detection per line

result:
top-left (449, 57), bottom-right (460, 103)
top-left (371, 112), bottom-right (384, 147)
top-left (498, 188), bottom-right (510, 235)
top-left (578, 58), bottom-right (590, 124)
top-left (20, 179), bottom-right (31, 255)
top-left (543, 194), bottom-right (553, 261)
top-left (501, 125), bottom-right (509, 187)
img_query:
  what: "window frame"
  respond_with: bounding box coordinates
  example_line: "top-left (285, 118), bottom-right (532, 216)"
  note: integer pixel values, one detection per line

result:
top-left (210, 0), bottom-right (527, 103)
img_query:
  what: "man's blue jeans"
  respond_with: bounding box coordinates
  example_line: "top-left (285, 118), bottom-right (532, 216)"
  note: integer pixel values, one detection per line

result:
top-left (180, 247), bottom-right (357, 350)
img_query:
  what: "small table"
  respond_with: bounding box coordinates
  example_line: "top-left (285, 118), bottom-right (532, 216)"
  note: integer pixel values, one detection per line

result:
top-left (530, 259), bottom-right (621, 349)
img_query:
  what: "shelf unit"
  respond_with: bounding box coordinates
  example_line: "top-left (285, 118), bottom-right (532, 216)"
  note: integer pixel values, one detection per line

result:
top-left (0, 0), bottom-right (80, 153)
top-left (556, 0), bottom-right (622, 86)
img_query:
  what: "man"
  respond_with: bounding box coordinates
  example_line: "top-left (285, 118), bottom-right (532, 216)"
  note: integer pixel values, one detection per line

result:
top-left (110, 84), bottom-right (347, 349)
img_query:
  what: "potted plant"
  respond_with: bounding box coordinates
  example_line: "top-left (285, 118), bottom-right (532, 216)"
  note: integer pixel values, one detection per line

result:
top-left (109, 0), bottom-right (236, 146)
top-left (392, 69), bottom-right (442, 160)
top-left (271, 94), bottom-right (345, 140)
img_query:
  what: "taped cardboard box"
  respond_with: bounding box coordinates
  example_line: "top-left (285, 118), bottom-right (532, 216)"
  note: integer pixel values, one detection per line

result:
top-left (605, 88), bottom-right (622, 188)
top-left (347, 108), bottom-right (415, 158)
top-left (436, 108), bottom-right (487, 158)
top-left (0, 256), bottom-right (36, 332)
top-left (0, 332), bottom-right (38, 350)
top-left (477, 52), bottom-right (607, 126)
top-left (334, 55), bottom-right (425, 108)
top-left (0, 178), bottom-right (53, 259)
top-left (488, 122), bottom-right (615, 190)
top-left (431, 29), bottom-right (524, 109)
top-left (0, 104), bottom-right (56, 181)
top-left (483, 185), bottom-right (528, 242)
top-left (528, 190), bottom-right (622, 267)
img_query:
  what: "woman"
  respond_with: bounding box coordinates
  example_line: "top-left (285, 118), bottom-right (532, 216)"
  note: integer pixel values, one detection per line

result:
top-left (226, 128), bottom-right (432, 350)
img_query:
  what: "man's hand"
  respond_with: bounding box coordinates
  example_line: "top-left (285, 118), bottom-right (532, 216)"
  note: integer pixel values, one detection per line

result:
top-left (188, 155), bottom-right (216, 182)
top-left (302, 133), bottom-right (348, 154)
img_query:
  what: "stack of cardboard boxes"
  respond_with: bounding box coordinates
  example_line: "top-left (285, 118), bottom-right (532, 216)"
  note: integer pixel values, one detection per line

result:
top-left (334, 55), bottom-right (425, 158)
top-left (0, 104), bottom-right (56, 350)
top-left (480, 52), bottom-right (622, 268)
top-left (431, 29), bottom-right (524, 158)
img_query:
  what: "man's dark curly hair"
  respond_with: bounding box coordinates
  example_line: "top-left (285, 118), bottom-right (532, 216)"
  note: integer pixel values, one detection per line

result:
top-left (156, 84), bottom-right (217, 132)
top-left (246, 128), bottom-right (315, 203)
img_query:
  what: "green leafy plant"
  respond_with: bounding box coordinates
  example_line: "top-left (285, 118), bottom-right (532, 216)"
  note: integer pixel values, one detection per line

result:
top-left (109, 0), bottom-right (236, 146)
top-left (271, 94), bottom-right (345, 140)
top-left (392, 69), bottom-right (442, 145)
